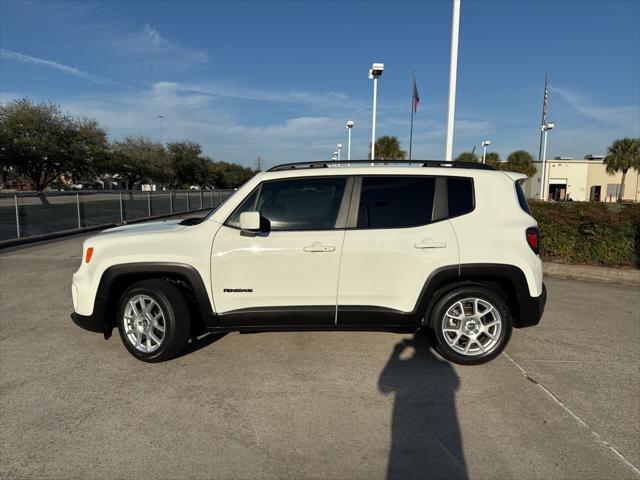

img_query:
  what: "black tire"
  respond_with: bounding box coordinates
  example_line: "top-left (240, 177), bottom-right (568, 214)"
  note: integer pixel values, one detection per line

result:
top-left (428, 286), bottom-right (512, 365)
top-left (117, 279), bottom-right (191, 362)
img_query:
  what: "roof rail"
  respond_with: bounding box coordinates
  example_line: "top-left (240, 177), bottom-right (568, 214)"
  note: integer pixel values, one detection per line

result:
top-left (267, 160), bottom-right (495, 172)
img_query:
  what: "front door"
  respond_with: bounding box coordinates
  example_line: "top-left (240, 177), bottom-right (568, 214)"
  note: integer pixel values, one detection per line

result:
top-left (212, 176), bottom-right (351, 327)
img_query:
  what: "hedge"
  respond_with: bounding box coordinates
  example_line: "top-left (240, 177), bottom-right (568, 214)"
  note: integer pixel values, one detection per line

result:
top-left (529, 201), bottom-right (640, 267)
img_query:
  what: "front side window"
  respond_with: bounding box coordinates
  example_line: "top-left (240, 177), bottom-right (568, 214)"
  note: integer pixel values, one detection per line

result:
top-left (356, 176), bottom-right (435, 229)
top-left (227, 177), bottom-right (347, 231)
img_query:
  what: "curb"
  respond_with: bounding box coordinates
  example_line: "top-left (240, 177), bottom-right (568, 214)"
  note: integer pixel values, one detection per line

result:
top-left (543, 262), bottom-right (640, 286)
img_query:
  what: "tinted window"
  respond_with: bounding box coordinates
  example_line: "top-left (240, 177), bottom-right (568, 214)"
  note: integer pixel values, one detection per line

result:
top-left (515, 180), bottom-right (531, 214)
top-left (357, 176), bottom-right (435, 229)
top-left (256, 177), bottom-right (346, 230)
top-left (447, 177), bottom-right (474, 217)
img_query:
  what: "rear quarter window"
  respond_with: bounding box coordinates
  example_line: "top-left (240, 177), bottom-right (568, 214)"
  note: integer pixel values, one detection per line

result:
top-left (515, 180), bottom-right (531, 214)
top-left (446, 177), bottom-right (474, 217)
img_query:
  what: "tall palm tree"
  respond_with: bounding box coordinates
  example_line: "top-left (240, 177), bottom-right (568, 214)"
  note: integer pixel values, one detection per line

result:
top-left (604, 138), bottom-right (640, 202)
top-left (505, 150), bottom-right (537, 177)
top-left (370, 135), bottom-right (407, 161)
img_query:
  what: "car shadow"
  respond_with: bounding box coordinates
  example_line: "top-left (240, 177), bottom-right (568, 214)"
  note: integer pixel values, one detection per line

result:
top-left (177, 332), bottom-right (228, 358)
top-left (378, 334), bottom-right (467, 480)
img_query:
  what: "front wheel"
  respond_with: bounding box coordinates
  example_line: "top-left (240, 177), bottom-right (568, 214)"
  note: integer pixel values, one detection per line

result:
top-left (117, 279), bottom-right (191, 362)
top-left (428, 286), bottom-right (512, 365)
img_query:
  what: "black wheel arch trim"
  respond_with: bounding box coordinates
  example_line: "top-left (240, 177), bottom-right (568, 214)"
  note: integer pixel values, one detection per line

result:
top-left (87, 262), bottom-right (218, 336)
top-left (414, 263), bottom-right (545, 329)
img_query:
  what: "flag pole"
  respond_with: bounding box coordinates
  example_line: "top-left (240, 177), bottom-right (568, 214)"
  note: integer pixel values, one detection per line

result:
top-left (537, 73), bottom-right (548, 163)
top-left (409, 70), bottom-right (415, 161)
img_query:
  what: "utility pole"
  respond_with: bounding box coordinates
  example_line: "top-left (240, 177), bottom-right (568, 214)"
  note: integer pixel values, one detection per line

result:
top-left (256, 154), bottom-right (263, 171)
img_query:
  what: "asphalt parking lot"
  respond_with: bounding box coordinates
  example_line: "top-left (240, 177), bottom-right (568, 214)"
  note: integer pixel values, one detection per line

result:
top-left (1, 228), bottom-right (639, 479)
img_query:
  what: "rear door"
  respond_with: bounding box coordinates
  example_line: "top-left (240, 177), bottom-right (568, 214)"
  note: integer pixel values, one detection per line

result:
top-left (337, 175), bottom-right (460, 326)
top-left (212, 176), bottom-right (351, 327)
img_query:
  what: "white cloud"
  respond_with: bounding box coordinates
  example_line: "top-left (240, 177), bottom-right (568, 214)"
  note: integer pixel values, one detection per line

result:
top-left (0, 79), bottom-right (496, 166)
top-left (551, 86), bottom-right (640, 129)
top-left (113, 23), bottom-right (208, 67)
top-left (177, 82), bottom-right (364, 111)
top-left (0, 49), bottom-right (138, 90)
top-left (1, 49), bottom-right (104, 83)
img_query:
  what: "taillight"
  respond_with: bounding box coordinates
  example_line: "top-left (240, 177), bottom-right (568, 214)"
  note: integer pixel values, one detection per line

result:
top-left (526, 228), bottom-right (539, 254)
top-left (85, 247), bottom-right (94, 263)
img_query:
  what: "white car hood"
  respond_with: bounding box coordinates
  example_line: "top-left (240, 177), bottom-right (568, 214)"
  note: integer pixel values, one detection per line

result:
top-left (99, 219), bottom-right (187, 236)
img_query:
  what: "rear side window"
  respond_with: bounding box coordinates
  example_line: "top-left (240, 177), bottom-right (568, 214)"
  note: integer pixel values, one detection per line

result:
top-left (515, 180), bottom-right (531, 214)
top-left (447, 177), bottom-right (474, 217)
top-left (357, 176), bottom-right (435, 229)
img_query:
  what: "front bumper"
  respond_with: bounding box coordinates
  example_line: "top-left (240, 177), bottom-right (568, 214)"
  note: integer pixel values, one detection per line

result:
top-left (516, 283), bottom-right (547, 328)
top-left (70, 312), bottom-right (104, 333)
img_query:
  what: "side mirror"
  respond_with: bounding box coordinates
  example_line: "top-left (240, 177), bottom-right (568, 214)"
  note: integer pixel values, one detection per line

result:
top-left (239, 211), bottom-right (261, 232)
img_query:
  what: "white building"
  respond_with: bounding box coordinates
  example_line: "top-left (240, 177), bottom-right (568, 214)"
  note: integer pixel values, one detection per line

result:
top-left (524, 156), bottom-right (640, 202)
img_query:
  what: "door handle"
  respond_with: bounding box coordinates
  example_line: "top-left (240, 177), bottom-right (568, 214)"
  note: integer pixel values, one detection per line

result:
top-left (303, 242), bottom-right (336, 253)
top-left (414, 240), bottom-right (447, 249)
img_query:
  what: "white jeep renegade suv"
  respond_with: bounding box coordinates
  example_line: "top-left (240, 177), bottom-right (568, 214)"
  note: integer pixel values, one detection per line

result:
top-left (71, 160), bottom-right (546, 365)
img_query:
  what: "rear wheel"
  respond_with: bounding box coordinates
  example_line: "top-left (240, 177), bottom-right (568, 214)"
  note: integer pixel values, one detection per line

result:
top-left (117, 279), bottom-right (190, 362)
top-left (428, 286), bottom-right (512, 365)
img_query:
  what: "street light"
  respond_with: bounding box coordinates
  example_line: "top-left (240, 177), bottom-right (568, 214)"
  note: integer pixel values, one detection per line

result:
top-left (333, 151), bottom-right (338, 162)
top-left (337, 144), bottom-right (343, 161)
top-left (157, 115), bottom-right (164, 144)
top-left (481, 140), bottom-right (491, 164)
top-left (346, 121), bottom-right (354, 161)
top-left (369, 62), bottom-right (384, 161)
top-left (539, 122), bottom-right (556, 201)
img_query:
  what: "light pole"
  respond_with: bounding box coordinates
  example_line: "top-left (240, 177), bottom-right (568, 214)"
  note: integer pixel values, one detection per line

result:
top-left (369, 63), bottom-right (384, 161)
top-left (333, 151), bottom-right (338, 162)
top-left (346, 121), bottom-right (354, 161)
top-left (539, 122), bottom-right (556, 201)
top-left (481, 140), bottom-right (491, 164)
top-left (337, 144), bottom-right (342, 161)
top-left (157, 114), bottom-right (164, 144)
top-left (445, 0), bottom-right (461, 161)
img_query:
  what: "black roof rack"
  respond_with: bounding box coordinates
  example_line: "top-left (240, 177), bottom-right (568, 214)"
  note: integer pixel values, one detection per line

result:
top-left (267, 159), bottom-right (495, 172)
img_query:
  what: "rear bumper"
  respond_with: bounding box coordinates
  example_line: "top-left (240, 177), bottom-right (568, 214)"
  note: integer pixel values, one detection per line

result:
top-left (70, 312), bottom-right (104, 333)
top-left (516, 283), bottom-right (547, 328)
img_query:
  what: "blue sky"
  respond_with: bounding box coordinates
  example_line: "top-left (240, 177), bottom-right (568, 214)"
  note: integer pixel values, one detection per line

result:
top-left (1, 0), bottom-right (639, 168)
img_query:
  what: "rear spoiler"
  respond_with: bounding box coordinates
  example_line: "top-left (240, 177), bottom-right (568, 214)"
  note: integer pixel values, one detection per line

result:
top-left (501, 171), bottom-right (528, 182)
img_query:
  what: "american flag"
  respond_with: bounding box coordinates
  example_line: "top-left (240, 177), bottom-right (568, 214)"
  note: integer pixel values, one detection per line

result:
top-left (413, 77), bottom-right (420, 113)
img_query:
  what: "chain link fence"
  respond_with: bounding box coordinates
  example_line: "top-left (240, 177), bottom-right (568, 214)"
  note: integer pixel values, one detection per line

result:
top-left (0, 189), bottom-right (234, 243)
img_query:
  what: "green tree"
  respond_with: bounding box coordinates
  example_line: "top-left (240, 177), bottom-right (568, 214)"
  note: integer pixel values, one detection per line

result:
top-left (505, 150), bottom-right (537, 177)
top-left (0, 98), bottom-right (109, 195)
top-left (167, 140), bottom-right (209, 188)
top-left (454, 151), bottom-right (479, 163)
top-left (484, 152), bottom-right (502, 169)
top-left (110, 137), bottom-right (172, 189)
top-left (207, 160), bottom-right (256, 189)
top-left (370, 135), bottom-right (407, 160)
top-left (604, 138), bottom-right (640, 202)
